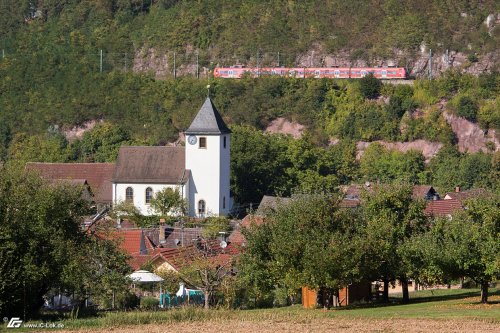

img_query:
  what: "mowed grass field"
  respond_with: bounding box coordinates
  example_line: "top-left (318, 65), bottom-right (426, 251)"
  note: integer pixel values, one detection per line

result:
top-left (9, 289), bottom-right (500, 333)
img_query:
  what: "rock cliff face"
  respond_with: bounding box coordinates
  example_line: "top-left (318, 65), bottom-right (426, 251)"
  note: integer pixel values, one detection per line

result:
top-left (355, 140), bottom-right (443, 162)
top-left (133, 47), bottom-right (210, 79)
top-left (264, 118), bottom-right (304, 138)
top-left (133, 45), bottom-right (498, 79)
top-left (294, 44), bottom-right (499, 78)
top-left (262, 113), bottom-right (498, 161)
top-left (443, 112), bottom-right (499, 153)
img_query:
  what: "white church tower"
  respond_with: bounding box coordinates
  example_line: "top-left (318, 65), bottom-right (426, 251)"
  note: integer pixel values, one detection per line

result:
top-left (185, 97), bottom-right (231, 217)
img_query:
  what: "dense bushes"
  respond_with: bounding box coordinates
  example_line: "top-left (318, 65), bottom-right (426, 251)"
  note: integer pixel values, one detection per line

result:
top-left (140, 297), bottom-right (160, 310)
top-left (455, 96), bottom-right (478, 121)
top-left (359, 74), bottom-right (382, 99)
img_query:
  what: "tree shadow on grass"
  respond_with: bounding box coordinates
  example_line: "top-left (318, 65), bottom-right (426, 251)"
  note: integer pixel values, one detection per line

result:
top-left (334, 288), bottom-right (500, 311)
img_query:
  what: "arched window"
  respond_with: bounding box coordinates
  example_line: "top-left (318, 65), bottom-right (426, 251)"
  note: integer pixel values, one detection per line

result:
top-left (145, 187), bottom-right (153, 204)
top-left (125, 187), bottom-right (134, 202)
top-left (198, 200), bottom-right (206, 215)
top-left (223, 196), bottom-right (226, 209)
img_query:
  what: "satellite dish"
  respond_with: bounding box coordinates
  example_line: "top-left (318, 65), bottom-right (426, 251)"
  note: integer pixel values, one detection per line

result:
top-left (219, 241), bottom-right (227, 249)
top-left (174, 239), bottom-right (181, 246)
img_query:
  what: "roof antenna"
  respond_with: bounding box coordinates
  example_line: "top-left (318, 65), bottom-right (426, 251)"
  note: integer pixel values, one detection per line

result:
top-left (206, 84), bottom-right (211, 98)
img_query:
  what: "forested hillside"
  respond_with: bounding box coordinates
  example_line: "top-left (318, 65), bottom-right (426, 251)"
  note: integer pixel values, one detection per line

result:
top-left (2, 1), bottom-right (499, 65)
top-left (0, 1), bottom-right (499, 203)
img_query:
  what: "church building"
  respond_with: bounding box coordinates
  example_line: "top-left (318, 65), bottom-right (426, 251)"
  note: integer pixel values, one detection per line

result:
top-left (112, 97), bottom-right (232, 217)
top-left (27, 97), bottom-right (232, 218)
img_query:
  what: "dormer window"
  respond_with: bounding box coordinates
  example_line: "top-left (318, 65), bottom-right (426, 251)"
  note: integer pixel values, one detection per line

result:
top-left (199, 137), bottom-right (207, 149)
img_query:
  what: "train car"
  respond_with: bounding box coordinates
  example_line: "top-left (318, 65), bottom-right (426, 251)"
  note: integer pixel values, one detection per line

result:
top-left (213, 67), bottom-right (406, 79)
top-left (303, 67), bottom-right (351, 79)
top-left (213, 66), bottom-right (250, 78)
top-left (349, 67), bottom-right (406, 79)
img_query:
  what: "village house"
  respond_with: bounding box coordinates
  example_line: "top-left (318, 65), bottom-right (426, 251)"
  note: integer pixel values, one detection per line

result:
top-left (25, 162), bottom-right (115, 212)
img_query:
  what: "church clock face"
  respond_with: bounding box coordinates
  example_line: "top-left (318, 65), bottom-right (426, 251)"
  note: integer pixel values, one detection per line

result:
top-left (187, 135), bottom-right (197, 145)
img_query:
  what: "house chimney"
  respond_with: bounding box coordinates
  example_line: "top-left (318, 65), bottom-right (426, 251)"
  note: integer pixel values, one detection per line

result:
top-left (218, 231), bottom-right (228, 243)
top-left (455, 186), bottom-right (460, 193)
top-left (159, 218), bottom-right (166, 244)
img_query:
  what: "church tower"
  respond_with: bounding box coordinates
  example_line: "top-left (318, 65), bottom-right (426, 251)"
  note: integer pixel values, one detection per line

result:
top-left (185, 97), bottom-right (231, 217)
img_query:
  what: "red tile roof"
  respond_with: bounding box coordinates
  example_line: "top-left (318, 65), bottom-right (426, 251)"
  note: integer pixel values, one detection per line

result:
top-left (112, 146), bottom-right (188, 184)
top-left (341, 184), bottom-right (374, 199)
top-left (444, 188), bottom-right (491, 203)
top-left (227, 215), bottom-right (266, 246)
top-left (412, 185), bottom-right (436, 199)
top-left (112, 229), bottom-right (149, 256)
top-left (129, 255), bottom-right (152, 270)
top-left (424, 199), bottom-right (463, 217)
top-left (151, 240), bottom-right (240, 271)
top-left (104, 229), bottom-right (161, 269)
top-left (228, 229), bottom-right (245, 245)
top-left (339, 198), bottom-right (361, 208)
top-left (26, 162), bottom-right (115, 203)
top-left (241, 214), bottom-right (265, 228)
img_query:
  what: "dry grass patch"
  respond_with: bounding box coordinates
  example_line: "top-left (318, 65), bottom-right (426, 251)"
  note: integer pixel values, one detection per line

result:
top-left (59, 318), bottom-right (500, 333)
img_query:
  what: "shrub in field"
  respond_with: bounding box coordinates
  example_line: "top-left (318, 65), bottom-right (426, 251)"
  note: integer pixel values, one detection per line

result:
top-left (140, 297), bottom-right (159, 310)
top-left (121, 292), bottom-right (140, 310)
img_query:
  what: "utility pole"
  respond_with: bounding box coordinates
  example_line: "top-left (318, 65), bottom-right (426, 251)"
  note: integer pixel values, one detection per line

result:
top-left (256, 50), bottom-right (259, 77)
top-left (173, 52), bottom-right (176, 79)
top-left (99, 49), bottom-right (103, 73)
top-left (196, 51), bottom-right (199, 79)
top-left (2, 49), bottom-right (4, 59)
top-left (181, 219), bottom-right (184, 246)
top-left (277, 51), bottom-right (280, 67)
top-left (428, 49), bottom-right (432, 79)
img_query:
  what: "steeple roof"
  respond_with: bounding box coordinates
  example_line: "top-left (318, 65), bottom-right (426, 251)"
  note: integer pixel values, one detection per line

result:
top-left (185, 97), bottom-right (231, 135)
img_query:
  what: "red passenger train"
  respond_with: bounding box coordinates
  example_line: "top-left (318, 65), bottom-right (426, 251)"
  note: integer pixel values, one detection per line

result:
top-left (214, 66), bottom-right (406, 79)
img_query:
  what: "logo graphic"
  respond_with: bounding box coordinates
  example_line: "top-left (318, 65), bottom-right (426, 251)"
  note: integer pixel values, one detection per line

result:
top-left (6, 317), bottom-right (23, 328)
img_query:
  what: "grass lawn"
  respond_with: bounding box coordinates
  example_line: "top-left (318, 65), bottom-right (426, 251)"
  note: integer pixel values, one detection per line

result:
top-left (5, 288), bottom-right (500, 332)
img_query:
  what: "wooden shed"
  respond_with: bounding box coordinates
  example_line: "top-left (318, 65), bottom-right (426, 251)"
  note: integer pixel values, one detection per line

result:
top-left (302, 282), bottom-right (371, 308)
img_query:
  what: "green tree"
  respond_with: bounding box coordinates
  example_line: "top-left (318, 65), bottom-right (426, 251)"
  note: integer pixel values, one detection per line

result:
top-left (108, 201), bottom-right (153, 228)
top-left (361, 183), bottom-right (428, 303)
top-left (230, 125), bottom-right (291, 205)
top-left (77, 122), bottom-right (130, 162)
top-left (178, 238), bottom-right (234, 309)
top-left (456, 95), bottom-right (478, 121)
top-left (359, 73), bottom-right (382, 99)
top-left (239, 194), bottom-right (361, 307)
top-left (238, 219), bottom-right (275, 307)
top-left (0, 166), bottom-right (130, 317)
top-left (201, 216), bottom-right (232, 240)
top-left (150, 187), bottom-right (186, 217)
top-left (360, 144), bottom-right (425, 184)
top-left (155, 269), bottom-right (182, 295)
top-left (405, 196), bottom-right (499, 303)
top-left (7, 133), bottom-right (69, 164)
top-left (0, 121), bottom-right (11, 161)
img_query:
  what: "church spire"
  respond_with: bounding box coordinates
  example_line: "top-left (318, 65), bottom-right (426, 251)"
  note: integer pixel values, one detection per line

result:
top-left (185, 98), bottom-right (231, 135)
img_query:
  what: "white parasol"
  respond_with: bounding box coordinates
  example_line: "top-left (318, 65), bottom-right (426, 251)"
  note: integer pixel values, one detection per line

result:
top-left (128, 270), bottom-right (164, 283)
